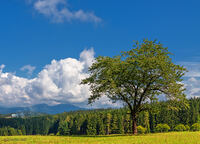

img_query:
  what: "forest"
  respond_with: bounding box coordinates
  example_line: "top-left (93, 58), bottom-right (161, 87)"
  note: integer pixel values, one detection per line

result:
top-left (0, 98), bottom-right (200, 136)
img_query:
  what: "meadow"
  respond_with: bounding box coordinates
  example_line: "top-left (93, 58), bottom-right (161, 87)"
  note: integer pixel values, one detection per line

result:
top-left (0, 132), bottom-right (200, 144)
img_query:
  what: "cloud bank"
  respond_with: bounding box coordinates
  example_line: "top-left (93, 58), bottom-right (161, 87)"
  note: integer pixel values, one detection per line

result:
top-left (0, 49), bottom-right (115, 108)
top-left (20, 65), bottom-right (36, 76)
top-left (1, 52), bottom-right (200, 108)
top-left (181, 62), bottom-right (200, 98)
top-left (27, 0), bottom-right (102, 23)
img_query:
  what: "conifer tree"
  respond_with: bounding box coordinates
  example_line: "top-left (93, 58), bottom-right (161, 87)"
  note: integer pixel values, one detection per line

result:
top-left (105, 113), bottom-right (111, 135)
top-left (58, 121), bottom-right (70, 135)
top-left (96, 115), bottom-right (105, 135)
top-left (143, 111), bottom-right (150, 133)
top-left (111, 114), bottom-right (118, 134)
top-left (86, 116), bottom-right (97, 135)
top-left (117, 115), bottom-right (124, 134)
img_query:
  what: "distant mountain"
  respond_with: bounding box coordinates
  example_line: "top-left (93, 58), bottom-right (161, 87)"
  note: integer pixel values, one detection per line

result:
top-left (30, 103), bottom-right (84, 114)
top-left (0, 103), bottom-right (84, 115)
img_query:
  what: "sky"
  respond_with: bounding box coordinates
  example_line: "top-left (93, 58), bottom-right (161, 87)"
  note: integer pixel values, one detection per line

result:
top-left (0, 0), bottom-right (200, 108)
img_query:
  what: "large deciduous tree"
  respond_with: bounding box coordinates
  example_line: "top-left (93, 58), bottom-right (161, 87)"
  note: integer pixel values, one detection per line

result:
top-left (81, 39), bottom-right (187, 134)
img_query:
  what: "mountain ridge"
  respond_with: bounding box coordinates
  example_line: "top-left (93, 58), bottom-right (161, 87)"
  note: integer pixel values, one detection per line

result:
top-left (0, 103), bottom-right (83, 115)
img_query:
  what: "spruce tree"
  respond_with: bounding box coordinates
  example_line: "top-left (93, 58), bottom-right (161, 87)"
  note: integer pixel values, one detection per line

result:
top-left (58, 121), bottom-right (70, 135)
top-left (96, 115), bottom-right (105, 135)
top-left (105, 113), bottom-right (111, 135)
top-left (143, 111), bottom-right (150, 133)
top-left (86, 116), bottom-right (97, 135)
top-left (111, 114), bottom-right (118, 134)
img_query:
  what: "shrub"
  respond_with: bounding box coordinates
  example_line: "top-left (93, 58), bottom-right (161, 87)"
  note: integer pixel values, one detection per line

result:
top-left (7, 127), bottom-right (17, 136)
top-left (155, 124), bottom-right (170, 132)
top-left (185, 125), bottom-right (190, 131)
top-left (17, 130), bottom-right (23, 135)
top-left (56, 132), bottom-right (60, 136)
top-left (137, 126), bottom-right (146, 134)
top-left (49, 133), bottom-right (55, 136)
top-left (174, 124), bottom-right (186, 131)
top-left (191, 123), bottom-right (200, 131)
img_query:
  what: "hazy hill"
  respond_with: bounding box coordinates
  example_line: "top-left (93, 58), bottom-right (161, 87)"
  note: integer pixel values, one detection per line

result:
top-left (0, 103), bottom-right (83, 115)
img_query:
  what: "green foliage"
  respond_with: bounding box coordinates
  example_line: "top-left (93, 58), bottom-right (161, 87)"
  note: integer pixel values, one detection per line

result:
top-left (124, 114), bottom-right (131, 134)
top-left (0, 127), bottom-right (22, 136)
top-left (58, 121), bottom-right (70, 135)
top-left (81, 39), bottom-right (187, 134)
top-left (71, 118), bottom-right (79, 135)
top-left (155, 124), bottom-right (170, 132)
top-left (105, 113), bottom-right (111, 135)
top-left (56, 132), bottom-right (60, 136)
top-left (1, 98), bottom-right (200, 136)
top-left (111, 114), bottom-right (118, 134)
top-left (86, 116), bottom-right (97, 135)
top-left (96, 119), bottom-right (105, 135)
top-left (20, 125), bottom-right (26, 135)
top-left (190, 123), bottom-right (200, 131)
top-left (49, 133), bottom-right (55, 136)
top-left (143, 112), bottom-right (150, 133)
top-left (17, 130), bottom-right (22, 135)
top-left (117, 116), bottom-right (124, 134)
top-left (185, 125), bottom-right (190, 131)
top-left (137, 125), bottom-right (146, 134)
top-left (0, 127), bottom-right (8, 136)
top-left (174, 124), bottom-right (186, 131)
top-left (7, 127), bottom-right (17, 136)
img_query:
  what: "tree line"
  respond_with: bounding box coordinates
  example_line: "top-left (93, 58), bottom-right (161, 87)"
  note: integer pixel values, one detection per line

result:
top-left (0, 98), bottom-right (200, 136)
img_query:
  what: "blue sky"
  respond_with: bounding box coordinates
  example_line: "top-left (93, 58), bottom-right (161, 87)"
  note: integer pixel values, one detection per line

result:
top-left (1, 0), bottom-right (200, 75)
top-left (0, 0), bottom-right (200, 107)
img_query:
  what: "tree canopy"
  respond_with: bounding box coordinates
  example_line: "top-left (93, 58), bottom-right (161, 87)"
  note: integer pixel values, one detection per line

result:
top-left (81, 39), bottom-right (187, 134)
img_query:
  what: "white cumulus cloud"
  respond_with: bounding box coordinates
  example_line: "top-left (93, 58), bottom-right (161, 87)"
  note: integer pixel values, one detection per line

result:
top-left (179, 62), bottom-right (200, 98)
top-left (28, 0), bottom-right (102, 23)
top-left (0, 49), bottom-right (117, 108)
top-left (20, 65), bottom-right (36, 76)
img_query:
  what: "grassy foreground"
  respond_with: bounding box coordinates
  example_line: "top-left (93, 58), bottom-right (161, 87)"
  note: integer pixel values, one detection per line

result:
top-left (0, 132), bottom-right (200, 144)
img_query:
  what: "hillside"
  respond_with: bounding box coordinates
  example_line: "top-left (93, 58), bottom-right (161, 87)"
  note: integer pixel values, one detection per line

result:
top-left (0, 103), bottom-right (83, 115)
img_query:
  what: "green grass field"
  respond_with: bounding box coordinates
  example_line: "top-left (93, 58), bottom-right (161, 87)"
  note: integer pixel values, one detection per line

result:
top-left (0, 132), bottom-right (200, 144)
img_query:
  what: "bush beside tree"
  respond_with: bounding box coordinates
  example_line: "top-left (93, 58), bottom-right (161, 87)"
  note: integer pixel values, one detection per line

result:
top-left (185, 125), bottom-right (190, 131)
top-left (174, 124), bottom-right (186, 131)
top-left (155, 124), bottom-right (170, 132)
top-left (190, 123), bottom-right (200, 131)
top-left (137, 126), bottom-right (146, 134)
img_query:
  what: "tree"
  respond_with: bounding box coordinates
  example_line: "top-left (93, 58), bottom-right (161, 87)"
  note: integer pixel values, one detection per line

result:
top-left (20, 125), bottom-right (26, 135)
top-left (117, 115), bottom-right (124, 134)
top-left (111, 114), bottom-right (118, 134)
top-left (143, 111), bottom-right (150, 133)
top-left (105, 113), bottom-right (111, 135)
top-left (86, 116), bottom-right (97, 135)
top-left (17, 130), bottom-right (23, 135)
top-left (58, 121), bottom-right (70, 135)
top-left (81, 39), bottom-right (187, 134)
top-left (96, 115), bottom-right (105, 135)
top-left (71, 118), bottom-right (79, 135)
top-left (124, 113), bottom-right (131, 134)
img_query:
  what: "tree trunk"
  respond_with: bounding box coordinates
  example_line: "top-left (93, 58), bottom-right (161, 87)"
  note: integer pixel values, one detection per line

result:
top-left (132, 116), bottom-right (137, 135)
